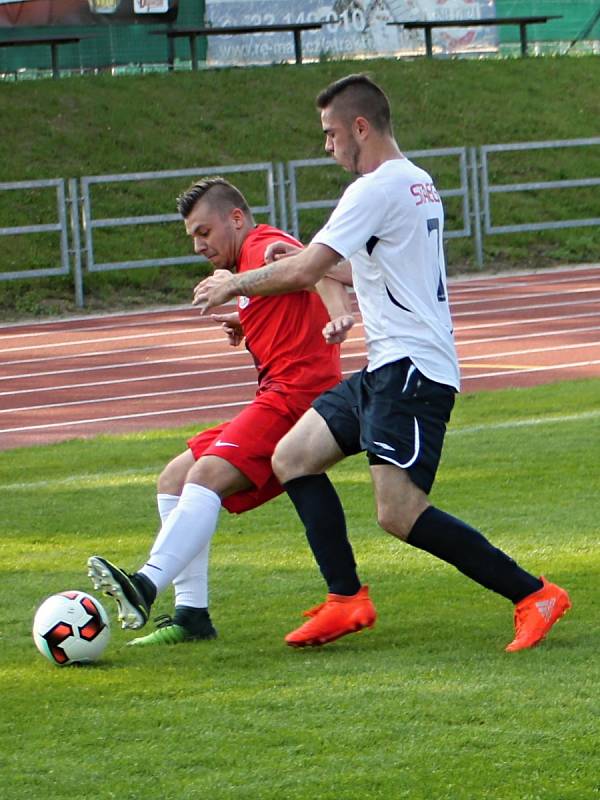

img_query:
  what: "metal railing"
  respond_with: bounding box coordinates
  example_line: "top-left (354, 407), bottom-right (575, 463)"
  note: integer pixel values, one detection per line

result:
top-left (479, 137), bottom-right (600, 234)
top-left (0, 178), bottom-right (70, 281)
top-left (80, 162), bottom-right (279, 272)
top-left (286, 148), bottom-right (471, 244)
top-left (1, 139), bottom-right (598, 307)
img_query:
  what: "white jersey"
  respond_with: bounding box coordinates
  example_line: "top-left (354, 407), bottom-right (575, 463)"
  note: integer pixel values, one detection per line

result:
top-left (312, 158), bottom-right (460, 391)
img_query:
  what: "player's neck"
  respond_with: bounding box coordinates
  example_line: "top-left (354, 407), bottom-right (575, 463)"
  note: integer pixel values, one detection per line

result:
top-left (359, 140), bottom-right (404, 175)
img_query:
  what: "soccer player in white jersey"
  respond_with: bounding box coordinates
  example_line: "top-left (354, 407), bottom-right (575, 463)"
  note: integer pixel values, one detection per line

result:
top-left (194, 74), bottom-right (571, 653)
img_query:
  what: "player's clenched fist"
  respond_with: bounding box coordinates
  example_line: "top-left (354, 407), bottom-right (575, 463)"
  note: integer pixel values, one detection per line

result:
top-left (322, 314), bottom-right (355, 344)
top-left (211, 312), bottom-right (244, 347)
top-left (193, 269), bottom-right (236, 313)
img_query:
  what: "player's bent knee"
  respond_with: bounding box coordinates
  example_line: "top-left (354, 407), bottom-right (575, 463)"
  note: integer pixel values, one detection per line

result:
top-left (376, 506), bottom-right (412, 541)
top-left (158, 449), bottom-right (198, 495)
top-left (273, 410), bottom-right (345, 483)
top-left (186, 459), bottom-right (218, 492)
top-left (185, 455), bottom-right (250, 499)
top-left (271, 440), bottom-right (296, 484)
top-left (158, 458), bottom-right (187, 495)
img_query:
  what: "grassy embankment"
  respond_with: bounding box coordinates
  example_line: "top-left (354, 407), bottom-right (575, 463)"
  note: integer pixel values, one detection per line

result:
top-left (1, 55), bottom-right (599, 318)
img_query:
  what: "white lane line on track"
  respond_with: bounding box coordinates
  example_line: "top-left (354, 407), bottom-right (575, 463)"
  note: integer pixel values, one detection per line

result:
top-left (457, 324), bottom-right (600, 348)
top-left (7, 324), bottom-right (598, 394)
top-left (1, 311), bottom-right (596, 384)
top-left (2, 361), bottom-right (598, 436)
top-left (0, 353), bottom-right (365, 412)
top-left (0, 364), bottom-right (257, 397)
top-left (452, 298), bottom-right (600, 320)
top-left (3, 304), bottom-right (599, 371)
top-left (0, 314), bottom-right (203, 340)
top-left (0, 326), bottom-right (223, 355)
top-left (0, 324), bottom-right (600, 397)
top-left (0, 303), bottom-right (200, 331)
top-left (448, 271), bottom-right (600, 296)
top-left (454, 311), bottom-right (600, 334)
top-left (0, 287), bottom-right (600, 353)
top-left (3, 262), bottom-right (598, 328)
top-left (0, 380), bottom-right (258, 415)
top-left (461, 359), bottom-right (600, 381)
top-left (0, 366), bottom-right (355, 434)
top-left (2, 408), bottom-right (598, 490)
top-left (0, 399), bottom-right (253, 434)
top-left (1, 338), bottom-right (239, 368)
top-left (3, 342), bottom-right (596, 415)
top-left (0, 351), bottom-right (253, 380)
top-left (459, 340), bottom-right (600, 363)
top-left (450, 286), bottom-right (600, 307)
top-left (0, 313), bottom-right (202, 340)
top-left (2, 265), bottom-right (598, 338)
top-left (0, 350), bottom-right (365, 398)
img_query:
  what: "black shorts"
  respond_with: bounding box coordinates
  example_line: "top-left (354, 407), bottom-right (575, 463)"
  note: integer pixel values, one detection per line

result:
top-left (313, 358), bottom-right (456, 494)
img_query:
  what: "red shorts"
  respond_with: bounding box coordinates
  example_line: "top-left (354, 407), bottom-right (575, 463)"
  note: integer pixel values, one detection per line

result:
top-left (187, 389), bottom-right (302, 514)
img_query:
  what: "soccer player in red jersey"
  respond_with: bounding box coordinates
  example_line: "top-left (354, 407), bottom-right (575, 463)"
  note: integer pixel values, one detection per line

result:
top-left (87, 177), bottom-right (350, 646)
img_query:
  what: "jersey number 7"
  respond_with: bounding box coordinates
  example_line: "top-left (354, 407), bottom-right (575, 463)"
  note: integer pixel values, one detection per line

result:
top-left (427, 217), bottom-right (447, 302)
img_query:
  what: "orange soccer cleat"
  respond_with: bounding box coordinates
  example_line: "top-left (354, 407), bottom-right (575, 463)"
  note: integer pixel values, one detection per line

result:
top-left (285, 585), bottom-right (376, 647)
top-left (505, 576), bottom-right (571, 652)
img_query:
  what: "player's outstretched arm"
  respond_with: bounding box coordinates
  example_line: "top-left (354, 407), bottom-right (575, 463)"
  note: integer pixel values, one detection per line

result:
top-left (193, 243), bottom-right (341, 314)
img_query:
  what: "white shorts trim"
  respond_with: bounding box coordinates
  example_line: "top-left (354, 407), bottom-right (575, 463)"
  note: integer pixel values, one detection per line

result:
top-left (371, 417), bottom-right (420, 469)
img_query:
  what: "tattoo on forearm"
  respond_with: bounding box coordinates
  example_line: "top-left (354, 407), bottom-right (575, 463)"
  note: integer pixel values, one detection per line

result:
top-left (231, 264), bottom-right (280, 296)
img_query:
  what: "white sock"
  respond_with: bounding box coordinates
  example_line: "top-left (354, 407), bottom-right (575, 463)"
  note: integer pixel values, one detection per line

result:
top-left (157, 492), bottom-right (210, 608)
top-left (157, 493), bottom-right (179, 524)
top-left (173, 545), bottom-right (210, 608)
top-left (139, 483), bottom-right (221, 594)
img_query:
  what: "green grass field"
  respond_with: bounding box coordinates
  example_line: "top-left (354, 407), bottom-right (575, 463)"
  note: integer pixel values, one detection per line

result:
top-left (1, 378), bottom-right (598, 799)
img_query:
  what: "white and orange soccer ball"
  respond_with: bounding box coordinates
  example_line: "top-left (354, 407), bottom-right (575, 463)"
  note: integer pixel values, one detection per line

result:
top-left (33, 591), bottom-right (110, 666)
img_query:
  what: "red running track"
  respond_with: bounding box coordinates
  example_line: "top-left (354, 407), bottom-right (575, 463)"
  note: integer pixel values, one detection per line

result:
top-left (1, 265), bottom-right (599, 451)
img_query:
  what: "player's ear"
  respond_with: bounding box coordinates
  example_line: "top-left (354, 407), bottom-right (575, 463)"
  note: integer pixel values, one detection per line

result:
top-left (353, 116), bottom-right (370, 140)
top-left (231, 208), bottom-right (246, 229)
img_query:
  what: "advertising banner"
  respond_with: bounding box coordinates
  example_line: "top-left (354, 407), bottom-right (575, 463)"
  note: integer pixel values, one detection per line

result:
top-left (204, 0), bottom-right (498, 65)
top-left (0, 0), bottom-right (178, 27)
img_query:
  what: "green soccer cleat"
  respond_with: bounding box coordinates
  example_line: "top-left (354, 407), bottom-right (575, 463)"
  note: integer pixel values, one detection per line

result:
top-left (128, 612), bottom-right (217, 647)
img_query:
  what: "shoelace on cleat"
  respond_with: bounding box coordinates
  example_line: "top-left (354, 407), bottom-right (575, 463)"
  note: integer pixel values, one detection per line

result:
top-left (154, 614), bottom-right (176, 629)
top-left (302, 602), bottom-right (326, 618)
top-left (512, 601), bottom-right (543, 641)
top-left (513, 608), bottom-right (526, 637)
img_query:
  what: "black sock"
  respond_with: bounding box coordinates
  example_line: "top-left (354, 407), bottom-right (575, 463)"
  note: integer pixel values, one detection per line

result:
top-left (283, 474), bottom-right (361, 596)
top-left (134, 572), bottom-right (157, 607)
top-left (174, 606), bottom-right (216, 637)
top-left (407, 507), bottom-right (543, 603)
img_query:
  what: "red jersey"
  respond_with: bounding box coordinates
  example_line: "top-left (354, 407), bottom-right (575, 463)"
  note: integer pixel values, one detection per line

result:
top-left (236, 225), bottom-right (342, 409)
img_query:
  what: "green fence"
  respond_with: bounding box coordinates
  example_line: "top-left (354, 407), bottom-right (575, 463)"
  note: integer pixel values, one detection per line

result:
top-left (0, 0), bottom-right (206, 75)
top-left (496, 1), bottom-right (600, 47)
